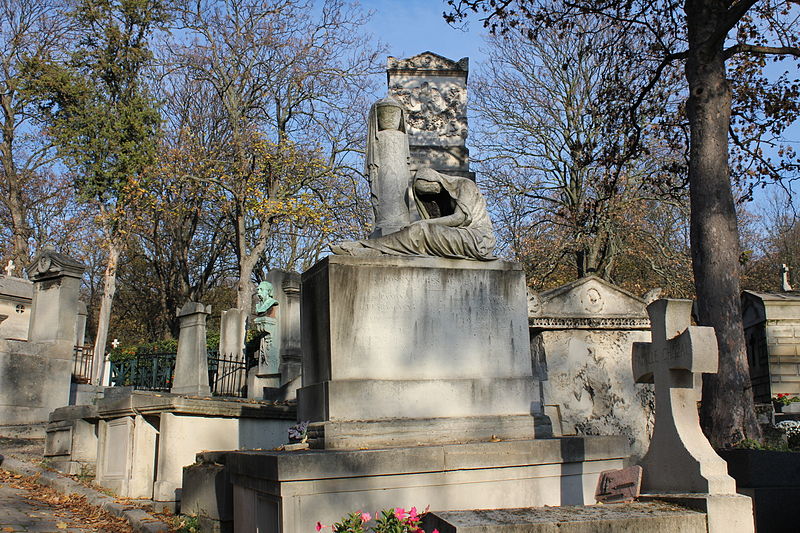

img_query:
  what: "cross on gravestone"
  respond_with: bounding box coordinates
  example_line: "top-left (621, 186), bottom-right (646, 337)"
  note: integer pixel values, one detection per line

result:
top-left (782, 263), bottom-right (793, 292)
top-left (111, 338), bottom-right (120, 349)
top-left (632, 299), bottom-right (736, 495)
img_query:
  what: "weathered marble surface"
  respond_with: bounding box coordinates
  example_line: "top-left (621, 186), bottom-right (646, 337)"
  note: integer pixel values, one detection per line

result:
top-left (530, 276), bottom-right (654, 461)
top-left (298, 255), bottom-right (546, 448)
top-left (171, 302), bottom-right (212, 397)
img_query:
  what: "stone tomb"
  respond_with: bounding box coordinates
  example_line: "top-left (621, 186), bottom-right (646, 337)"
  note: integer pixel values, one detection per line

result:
top-left (529, 276), bottom-right (655, 461)
top-left (0, 248), bottom-right (86, 429)
top-left (94, 391), bottom-right (295, 504)
top-left (225, 255), bottom-right (629, 532)
top-left (741, 290), bottom-right (800, 402)
top-left (0, 274), bottom-right (32, 340)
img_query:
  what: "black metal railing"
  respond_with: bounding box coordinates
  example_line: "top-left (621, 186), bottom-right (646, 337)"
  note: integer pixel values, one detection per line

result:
top-left (208, 352), bottom-right (248, 398)
top-left (110, 352), bottom-right (177, 392)
top-left (72, 345), bottom-right (94, 384)
top-left (109, 351), bottom-right (248, 398)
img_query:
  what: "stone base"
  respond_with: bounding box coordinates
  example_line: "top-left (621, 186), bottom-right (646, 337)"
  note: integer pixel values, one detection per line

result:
top-left (225, 436), bottom-right (628, 533)
top-left (44, 405), bottom-right (99, 476)
top-left (94, 391), bottom-right (295, 502)
top-left (299, 255), bottom-right (542, 449)
top-left (640, 493), bottom-right (754, 533)
top-left (421, 502), bottom-right (707, 532)
top-left (307, 414), bottom-right (552, 449)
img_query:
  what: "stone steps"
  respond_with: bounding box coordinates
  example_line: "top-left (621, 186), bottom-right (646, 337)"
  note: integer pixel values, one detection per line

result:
top-left (421, 502), bottom-right (707, 533)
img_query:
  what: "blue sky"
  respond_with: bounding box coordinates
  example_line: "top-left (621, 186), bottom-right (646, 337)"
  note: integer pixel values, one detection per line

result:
top-left (363, 0), bottom-right (486, 68)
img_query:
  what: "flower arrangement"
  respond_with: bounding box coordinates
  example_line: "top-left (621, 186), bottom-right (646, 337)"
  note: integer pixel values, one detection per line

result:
top-left (773, 393), bottom-right (800, 406)
top-left (317, 507), bottom-right (438, 533)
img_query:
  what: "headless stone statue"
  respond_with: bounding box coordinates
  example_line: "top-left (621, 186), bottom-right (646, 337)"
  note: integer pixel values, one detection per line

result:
top-left (366, 96), bottom-right (413, 238)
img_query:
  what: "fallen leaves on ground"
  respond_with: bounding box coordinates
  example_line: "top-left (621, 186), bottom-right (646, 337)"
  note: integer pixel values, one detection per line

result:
top-left (0, 469), bottom-right (135, 532)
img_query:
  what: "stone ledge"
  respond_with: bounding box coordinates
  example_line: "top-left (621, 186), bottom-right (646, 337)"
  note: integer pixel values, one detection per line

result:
top-left (421, 502), bottom-right (707, 533)
top-left (221, 436), bottom-right (628, 483)
top-left (306, 414), bottom-right (552, 450)
top-left (96, 391), bottom-right (296, 420)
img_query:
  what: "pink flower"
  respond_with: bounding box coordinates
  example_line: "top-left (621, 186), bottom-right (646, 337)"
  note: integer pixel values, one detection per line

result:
top-left (360, 512), bottom-right (371, 522)
top-left (433, 530), bottom-right (440, 533)
top-left (394, 507), bottom-right (407, 520)
top-left (315, 522), bottom-right (323, 531)
top-left (409, 506), bottom-right (419, 520)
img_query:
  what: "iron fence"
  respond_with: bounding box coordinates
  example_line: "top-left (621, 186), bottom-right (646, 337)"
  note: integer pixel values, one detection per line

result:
top-left (110, 352), bottom-right (176, 392)
top-left (208, 352), bottom-right (248, 398)
top-left (72, 345), bottom-right (94, 384)
top-left (108, 351), bottom-right (248, 398)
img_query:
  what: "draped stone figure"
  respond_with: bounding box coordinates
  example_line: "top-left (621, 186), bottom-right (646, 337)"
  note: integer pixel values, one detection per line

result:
top-left (333, 167), bottom-right (496, 261)
top-left (366, 96), bottom-right (413, 238)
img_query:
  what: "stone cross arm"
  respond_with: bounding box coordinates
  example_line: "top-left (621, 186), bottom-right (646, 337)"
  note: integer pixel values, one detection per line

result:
top-left (632, 299), bottom-right (718, 384)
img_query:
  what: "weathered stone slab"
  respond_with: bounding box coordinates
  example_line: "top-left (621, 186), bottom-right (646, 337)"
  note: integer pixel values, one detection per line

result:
top-left (421, 502), bottom-right (706, 533)
top-left (225, 436), bottom-right (628, 532)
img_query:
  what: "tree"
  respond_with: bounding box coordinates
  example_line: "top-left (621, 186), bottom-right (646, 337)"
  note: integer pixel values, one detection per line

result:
top-left (472, 23), bottom-right (688, 287)
top-left (167, 0), bottom-right (381, 311)
top-left (29, 0), bottom-right (166, 382)
top-left (445, 0), bottom-right (800, 446)
top-left (0, 0), bottom-right (71, 269)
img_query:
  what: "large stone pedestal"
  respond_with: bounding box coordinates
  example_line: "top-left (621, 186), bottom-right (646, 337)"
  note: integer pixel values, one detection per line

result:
top-left (298, 255), bottom-right (550, 448)
top-left (94, 391), bottom-right (295, 503)
top-left (227, 436), bottom-right (628, 533)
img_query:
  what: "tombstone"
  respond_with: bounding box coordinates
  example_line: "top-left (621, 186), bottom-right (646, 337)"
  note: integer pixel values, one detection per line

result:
top-left (0, 274), bottom-right (32, 340)
top-left (171, 302), bottom-right (212, 397)
top-left (529, 276), bottom-right (655, 461)
top-left (741, 290), bottom-right (800, 403)
top-left (633, 299), bottom-right (754, 533)
top-left (0, 247), bottom-right (86, 428)
top-left (219, 308), bottom-right (247, 360)
top-left (43, 404), bottom-right (99, 475)
top-left (264, 270), bottom-right (302, 388)
top-left (388, 52), bottom-right (472, 178)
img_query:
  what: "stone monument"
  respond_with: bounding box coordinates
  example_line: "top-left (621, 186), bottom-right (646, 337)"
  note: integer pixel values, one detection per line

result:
top-left (0, 247), bottom-right (86, 428)
top-left (264, 269), bottom-right (302, 391)
top-left (387, 52), bottom-right (471, 178)
top-left (220, 53), bottom-right (629, 532)
top-left (741, 289), bottom-right (800, 402)
top-left (529, 276), bottom-right (655, 461)
top-left (633, 299), bottom-right (754, 533)
top-left (171, 302), bottom-right (212, 397)
top-left (219, 308), bottom-right (247, 361)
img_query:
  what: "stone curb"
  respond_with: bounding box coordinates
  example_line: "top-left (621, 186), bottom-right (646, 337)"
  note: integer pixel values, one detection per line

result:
top-left (0, 454), bottom-right (171, 533)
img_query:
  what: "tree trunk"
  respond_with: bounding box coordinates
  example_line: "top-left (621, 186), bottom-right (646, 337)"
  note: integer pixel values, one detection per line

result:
top-left (685, 0), bottom-right (761, 447)
top-left (92, 239), bottom-right (120, 385)
top-left (0, 94), bottom-right (31, 270)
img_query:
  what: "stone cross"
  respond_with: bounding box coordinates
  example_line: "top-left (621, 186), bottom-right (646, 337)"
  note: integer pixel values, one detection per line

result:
top-left (111, 338), bottom-right (120, 349)
top-left (782, 264), bottom-right (792, 292)
top-left (4, 259), bottom-right (14, 277)
top-left (632, 299), bottom-right (736, 495)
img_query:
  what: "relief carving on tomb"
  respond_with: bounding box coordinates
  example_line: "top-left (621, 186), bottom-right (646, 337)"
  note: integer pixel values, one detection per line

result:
top-left (390, 82), bottom-right (467, 140)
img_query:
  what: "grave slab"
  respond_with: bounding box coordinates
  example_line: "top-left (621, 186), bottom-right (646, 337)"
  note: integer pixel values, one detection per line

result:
top-left (422, 501), bottom-right (707, 533)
